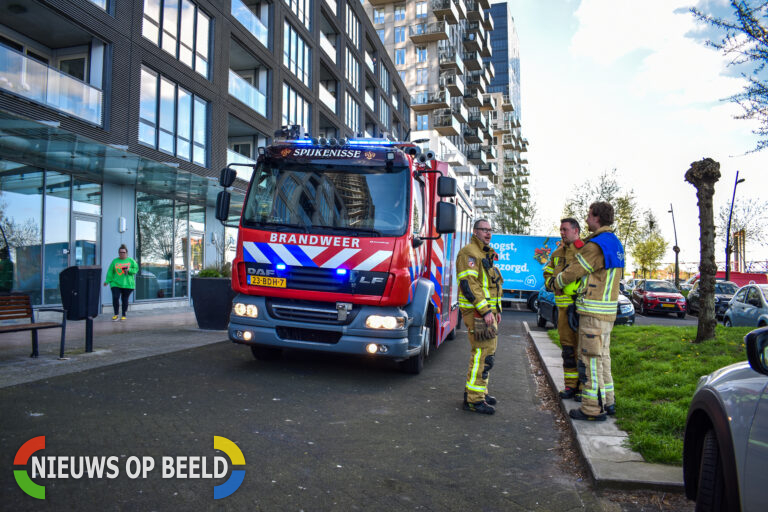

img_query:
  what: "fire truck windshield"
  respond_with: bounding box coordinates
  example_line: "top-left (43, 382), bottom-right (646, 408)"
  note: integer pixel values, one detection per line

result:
top-left (241, 164), bottom-right (410, 236)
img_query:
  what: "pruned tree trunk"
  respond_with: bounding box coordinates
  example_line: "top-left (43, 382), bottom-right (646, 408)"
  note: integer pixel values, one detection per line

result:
top-left (685, 158), bottom-right (721, 342)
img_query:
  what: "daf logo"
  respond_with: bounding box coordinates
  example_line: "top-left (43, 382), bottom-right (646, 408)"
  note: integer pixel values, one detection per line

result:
top-left (358, 276), bottom-right (386, 285)
top-left (247, 268), bottom-right (276, 276)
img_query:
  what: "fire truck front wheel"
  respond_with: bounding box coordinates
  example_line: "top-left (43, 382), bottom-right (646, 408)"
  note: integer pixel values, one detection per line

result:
top-left (399, 325), bottom-right (430, 375)
top-left (250, 345), bottom-right (282, 361)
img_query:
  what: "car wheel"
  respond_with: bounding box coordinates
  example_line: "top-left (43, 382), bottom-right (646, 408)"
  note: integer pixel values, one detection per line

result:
top-left (677, 312), bottom-right (686, 319)
top-left (400, 326), bottom-right (429, 374)
top-left (696, 429), bottom-right (726, 511)
top-left (536, 310), bottom-right (547, 328)
top-left (724, 318), bottom-right (732, 327)
top-left (250, 345), bottom-right (282, 361)
top-left (527, 293), bottom-right (539, 312)
top-left (638, 302), bottom-right (646, 315)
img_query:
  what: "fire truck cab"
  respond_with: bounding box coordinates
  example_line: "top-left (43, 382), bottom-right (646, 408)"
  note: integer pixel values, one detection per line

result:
top-left (215, 135), bottom-right (459, 373)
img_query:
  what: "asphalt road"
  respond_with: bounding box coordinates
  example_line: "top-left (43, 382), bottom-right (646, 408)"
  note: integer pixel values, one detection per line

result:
top-left (1, 310), bottom-right (691, 511)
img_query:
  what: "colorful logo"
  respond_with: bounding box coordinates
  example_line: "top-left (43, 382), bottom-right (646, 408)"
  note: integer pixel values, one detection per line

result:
top-left (213, 436), bottom-right (245, 499)
top-left (281, 148), bottom-right (292, 157)
top-left (14, 436), bottom-right (45, 499)
top-left (364, 151), bottom-right (375, 160)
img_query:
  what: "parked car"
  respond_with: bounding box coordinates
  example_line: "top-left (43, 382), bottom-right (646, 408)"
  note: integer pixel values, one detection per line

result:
top-left (686, 280), bottom-right (738, 319)
top-left (535, 289), bottom-right (635, 328)
top-left (723, 284), bottom-right (768, 327)
top-left (683, 326), bottom-right (768, 510)
top-left (631, 279), bottom-right (687, 318)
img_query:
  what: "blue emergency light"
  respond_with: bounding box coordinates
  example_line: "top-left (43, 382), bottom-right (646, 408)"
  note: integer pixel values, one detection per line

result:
top-left (336, 268), bottom-right (348, 276)
top-left (276, 263), bottom-right (286, 270)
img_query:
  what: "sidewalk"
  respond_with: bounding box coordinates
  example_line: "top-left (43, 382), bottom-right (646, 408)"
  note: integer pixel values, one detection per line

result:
top-left (526, 322), bottom-right (684, 492)
top-left (0, 306), bottom-right (227, 389)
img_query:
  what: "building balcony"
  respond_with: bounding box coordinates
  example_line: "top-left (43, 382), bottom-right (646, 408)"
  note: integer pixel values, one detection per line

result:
top-left (465, 72), bottom-right (486, 94)
top-left (521, 137), bottom-right (529, 151)
top-left (319, 83), bottom-right (337, 114)
top-left (231, 0), bottom-right (269, 48)
top-left (442, 150), bottom-right (461, 165)
top-left (432, 108), bottom-right (461, 136)
top-left (474, 198), bottom-right (490, 209)
top-left (478, 162), bottom-right (497, 177)
top-left (481, 144), bottom-right (496, 160)
top-left (462, 51), bottom-right (483, 72)
top-left (431, 0), bottom-right (459, 24)
top-left (411, 89), bottom-right (450, 111)
top-left (453, 0), bottom-right (467, 20)
top-left (493, 117), bottom-right (510, 134)
top-left (463, 126), bottom-right (482, 144)
top-left (480, 40), bottom-right (492, 58)
top-left (480, 93), bottom-right (496, 111)
top-left (467, 149), bottom-right (486, 165)
top-left (452, 101), bottom-right (469, 123)
top-left (463, 88), bottom-right (482, 108)
top-left (483, 9), bottom-right (494, 31)
top-left (320, 32), bottom-right (337, 64)
top-left (502, 133), bottom-right (516, 150)
top-left (477, 0), bottom-right (490, 12)
top-left (520, 155), bottom-right (528, 164)
top-left (368, 0), bottom-right (398, 5)
top-left (474, 177), bottom-right (491, 190)
top-left (465, 0), bottom-right (483, 21)
top-left (228, 70), bottom-right (267, 117)
top-left (468, 111), bottom-right (487, 130)
top-left (483, 123), bottom-right (495, 141)
top-left (466, 21), bottom-right (486, 41)
top-left (439, 49), bottom-right (464, 74)
top-left (0, 45), bottom-right (103, 126)
top-left (462, 32), bottom-right (482, 53)
top-left (502, 94), bottom-right (514, 112)
top-left (409, 21), bottom-right (449, 44)
top-left (440, 70), bottom-right (465, 97)
top-left (485, 61), bottom-right (495, 79)
top-left (454, 165), bottom-right (476, 176)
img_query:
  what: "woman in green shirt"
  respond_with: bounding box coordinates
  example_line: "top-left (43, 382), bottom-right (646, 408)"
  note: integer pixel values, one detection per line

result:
top-left (104, 244), bottom-right (138, 321)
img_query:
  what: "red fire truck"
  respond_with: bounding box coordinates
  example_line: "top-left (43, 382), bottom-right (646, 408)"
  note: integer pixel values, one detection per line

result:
top-left (215, 135), bottom-right (467, 373)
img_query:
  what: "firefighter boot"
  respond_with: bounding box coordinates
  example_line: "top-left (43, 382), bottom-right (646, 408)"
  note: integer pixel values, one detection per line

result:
top-left (464, 392), bottom-right (497, 406)
top-left (604, 404), bottom-right (616, 416)
top-left (569, 408), bottom-right (606, 422)
top-left (559, 386), bottom-right (579, 400)
top-left (463, 400), bottom-right (495, 415)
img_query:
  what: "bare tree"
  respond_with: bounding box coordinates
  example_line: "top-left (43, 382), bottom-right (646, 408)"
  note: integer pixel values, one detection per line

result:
top-left (691, 1), bottom-right (768, 152)
top-left (685, 158), bottom-right (721, 342)
top-left (716, 197), bottom-right (768, 263)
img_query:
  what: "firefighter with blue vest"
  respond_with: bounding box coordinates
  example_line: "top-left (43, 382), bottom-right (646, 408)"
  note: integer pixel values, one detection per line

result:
top-left (456, 219), bottom-right (503, 415)
top-left (554, 202), bottom-right (624, 421)
top-left (543, 218), bottom-right (583, 400)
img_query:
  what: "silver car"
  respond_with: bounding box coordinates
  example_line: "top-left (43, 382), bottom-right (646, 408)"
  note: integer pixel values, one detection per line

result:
top-left (723, 284), bottom-right (768, 327)
top-left (683, 327), bottom-right (768, 510)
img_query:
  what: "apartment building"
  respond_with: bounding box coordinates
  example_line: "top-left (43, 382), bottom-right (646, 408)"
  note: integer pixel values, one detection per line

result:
top-left (0, 0), bottom-right (408, 307)
top-left (363, 0), bottom-right (507, 217)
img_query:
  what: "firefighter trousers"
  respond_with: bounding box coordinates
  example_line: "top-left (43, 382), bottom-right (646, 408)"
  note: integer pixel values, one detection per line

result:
top-left (577, 315), bottom-right (614, 416)
top-left (557, 306), bottom-right (579, 389)
top-left (462, 309), bottom-right (497, 404)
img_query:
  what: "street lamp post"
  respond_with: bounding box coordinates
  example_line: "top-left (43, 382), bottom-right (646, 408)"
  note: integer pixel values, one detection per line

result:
top-left (725, 171), bottom-right (746, 282)
top-left (669, 203), bottom-right (680, 289)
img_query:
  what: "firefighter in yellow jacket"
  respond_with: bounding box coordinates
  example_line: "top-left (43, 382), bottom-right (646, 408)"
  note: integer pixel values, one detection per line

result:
top-left (543, 218), bottom-right (583, 399)
top-left (554, 202), bottom-right (624, 421)
top-left (456, 219), bottom-right (503, 415)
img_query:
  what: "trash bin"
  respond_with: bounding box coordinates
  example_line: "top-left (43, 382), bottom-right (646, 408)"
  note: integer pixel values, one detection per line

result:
top-left (59, 265), bottom-right (101, 321)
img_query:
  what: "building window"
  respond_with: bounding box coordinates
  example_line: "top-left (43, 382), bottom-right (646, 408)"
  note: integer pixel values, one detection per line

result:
top-left (373, 7), bottom-right (385, 24)
top-left (395, 49), bottom-right (405, 66)
top-left (416, 1), bottom-right (427, 18)
top-left (416, 68), bottom-right (428, 85)
top-left (416, 113), bottom-right (428, 130)
top-left (398, 70), bottom-right (405, 82)
top-left (345, 91), bottom-right (360, 133)
top-left (379, 97), bottom-right (389, 126)
top-left (142, 0), bottom-right (210, 78)
top-left (417, 46), bottom-right (427, 63)
top-left (346, 47), bottom-right (360, 91)
top-left (285, 0), bottom-right (311, 30)
top-left (377, 29), bottom-right (385, 42)
top-left (283, 21), bottom-right (311, 86)
top-left (394, 26), bottom-right (405, 43)
top-left (380, 66), bottom-right (389, 94)
top-left (394, 4), bottom-right (405, 21)
top-left (346, 3), bottom-right (360, 49)
top-left (139, 66), bottom-right (208, 165)
top-left (282, 83), bottom-right (310, 134)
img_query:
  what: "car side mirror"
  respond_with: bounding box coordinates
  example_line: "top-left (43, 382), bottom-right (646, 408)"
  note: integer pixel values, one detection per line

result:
top-left (746, 327), bottom-right (768, 376)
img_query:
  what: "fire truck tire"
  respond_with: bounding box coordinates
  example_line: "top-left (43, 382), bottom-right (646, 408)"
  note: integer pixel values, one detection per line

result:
top-left (400, 326), bottom-right (429, 374)
top-left (446, 327), bottom-right (456, 340)
top-left (250, 345), bottom-right (282, 361)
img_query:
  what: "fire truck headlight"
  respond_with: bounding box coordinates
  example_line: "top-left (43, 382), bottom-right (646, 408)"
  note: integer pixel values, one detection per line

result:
top-left (365, 315), bottom-right (405, 329)
top-left (233, 302), bottom-right (259, 318)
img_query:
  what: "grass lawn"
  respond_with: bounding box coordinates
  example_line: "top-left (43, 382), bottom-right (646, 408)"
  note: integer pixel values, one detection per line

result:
top-left (548, 324), bottom-right (754, 465)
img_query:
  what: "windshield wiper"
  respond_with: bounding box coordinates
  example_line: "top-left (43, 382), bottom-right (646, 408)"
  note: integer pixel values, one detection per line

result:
top-left (256, 221), bottom-right (308, 233)
top-left (310, 225), bottom-right (383, 237)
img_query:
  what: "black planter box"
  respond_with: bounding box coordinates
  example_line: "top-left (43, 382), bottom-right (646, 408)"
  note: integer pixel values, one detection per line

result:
top-left (190, 277), bottom-right (236, 330)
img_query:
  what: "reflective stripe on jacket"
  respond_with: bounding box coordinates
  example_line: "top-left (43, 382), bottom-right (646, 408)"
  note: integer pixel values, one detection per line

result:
top-left (456, 235), bottom-right (503, 315)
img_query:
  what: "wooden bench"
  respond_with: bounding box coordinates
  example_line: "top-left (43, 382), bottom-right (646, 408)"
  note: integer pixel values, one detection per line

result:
top-left (0, 295), bottom-right (67, 358)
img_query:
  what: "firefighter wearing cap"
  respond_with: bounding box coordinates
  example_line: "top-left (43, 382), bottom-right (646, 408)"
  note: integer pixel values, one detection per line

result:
top-left (543, 218), bottom-right (583, 400)
top-left (456, 219), bottom-right (503, 415)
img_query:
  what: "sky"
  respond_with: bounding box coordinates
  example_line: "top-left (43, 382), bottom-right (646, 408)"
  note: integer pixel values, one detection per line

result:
top-left (506, 0), bottom-right (768, 274)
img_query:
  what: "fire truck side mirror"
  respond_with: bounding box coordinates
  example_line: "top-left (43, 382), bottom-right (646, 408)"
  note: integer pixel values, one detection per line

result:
top-left (437, 176), bottom-right (457, 197)
top-left (435, 202), bottom-right (456, 234)
top-left (219, 167), bottom-right (237, 188)
top-left (215, 191), bottom-right (231, 222)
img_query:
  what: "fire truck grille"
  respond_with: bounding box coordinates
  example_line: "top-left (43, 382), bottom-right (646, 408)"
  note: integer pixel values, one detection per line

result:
top-left (276, 326), bottom-right (342, 344)
top-left (288, 267), bottom-right (348, 292)
top-left (267, 299), bottom-right (359, 325)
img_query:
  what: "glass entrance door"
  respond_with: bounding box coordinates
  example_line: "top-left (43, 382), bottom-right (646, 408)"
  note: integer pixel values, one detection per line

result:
top-left (72, 215), bottom-right (100, 266)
